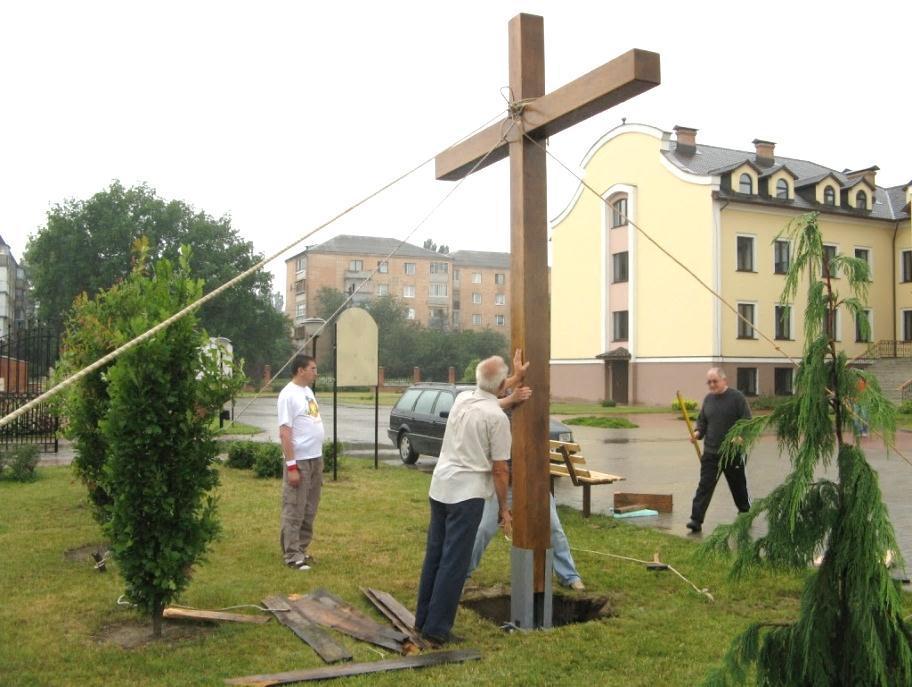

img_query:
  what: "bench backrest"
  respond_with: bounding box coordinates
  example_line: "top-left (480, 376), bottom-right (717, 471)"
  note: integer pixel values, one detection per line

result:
top-left (549, 440), bottom-right (591, 483)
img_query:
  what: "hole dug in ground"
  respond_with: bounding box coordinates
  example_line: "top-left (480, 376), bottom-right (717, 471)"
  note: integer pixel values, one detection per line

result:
top-left (461, 584), bottom-right (614, 628)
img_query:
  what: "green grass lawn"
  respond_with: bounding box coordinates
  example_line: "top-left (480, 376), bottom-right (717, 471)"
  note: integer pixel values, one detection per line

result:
top-left (4, 461), bottom-right (905, 686)
top-left (213, 420), bottom-right (263, 436)
top-left (564, 416), bottom-right (639, 429)
top-left (550, 402), bottom-right (674, 416)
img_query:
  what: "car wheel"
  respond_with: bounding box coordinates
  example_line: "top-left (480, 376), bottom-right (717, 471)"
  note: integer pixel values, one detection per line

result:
top-left (398, 432), bottom-right (419, 464)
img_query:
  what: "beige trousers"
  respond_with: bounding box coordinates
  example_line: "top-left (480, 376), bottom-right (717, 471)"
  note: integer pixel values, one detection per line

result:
top-left (280, 458), bottom-right (324, 565)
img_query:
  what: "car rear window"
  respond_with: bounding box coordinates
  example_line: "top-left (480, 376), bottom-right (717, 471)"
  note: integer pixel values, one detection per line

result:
top-left (394, 389), bottom-right (422, 411)
top-left (413, 391), bottom-right (440, 415)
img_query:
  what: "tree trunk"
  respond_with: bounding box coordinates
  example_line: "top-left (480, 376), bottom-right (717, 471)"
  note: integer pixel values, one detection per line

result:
top-left (152, 599), bottom-right (164, 638)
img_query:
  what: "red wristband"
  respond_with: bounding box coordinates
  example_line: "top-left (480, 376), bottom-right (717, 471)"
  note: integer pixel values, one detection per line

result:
top-left (287, 464), bottom-right (299, 472)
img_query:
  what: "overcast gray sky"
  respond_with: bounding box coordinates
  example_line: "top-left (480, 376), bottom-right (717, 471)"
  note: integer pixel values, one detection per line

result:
top-left (1, 1), bottom-right (908, 294)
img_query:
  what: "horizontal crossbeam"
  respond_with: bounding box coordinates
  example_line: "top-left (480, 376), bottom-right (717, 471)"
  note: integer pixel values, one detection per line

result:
top-left (435, 48), bottom-right (660, 181)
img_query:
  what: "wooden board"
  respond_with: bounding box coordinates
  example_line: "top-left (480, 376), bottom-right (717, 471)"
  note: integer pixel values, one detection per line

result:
top-left (614, 492), bottom-right (673, 513)
top-left (263, 596), bottom-right (352, 664)
top-left (613, 504), bottom-right (646, 514)
top-left (163, 607), bottom-right (270, 624)
top-left (225, 649), bottom-right (481, 685)
top-left (289, 589), bottom-right (407, 653)
top-left (362, 588), bottom-right (427, 651)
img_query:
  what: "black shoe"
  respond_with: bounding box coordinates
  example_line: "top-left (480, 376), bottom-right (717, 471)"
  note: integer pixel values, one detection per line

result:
top-left (686, 520), bottom-right (702, 533)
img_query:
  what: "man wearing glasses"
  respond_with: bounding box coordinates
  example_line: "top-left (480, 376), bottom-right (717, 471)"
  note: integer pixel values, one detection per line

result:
top-left (686, 367), bottom-right (752, 533)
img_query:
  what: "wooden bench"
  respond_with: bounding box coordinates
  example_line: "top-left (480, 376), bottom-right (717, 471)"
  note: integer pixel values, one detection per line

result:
top-left (549, 440), bottom-right (624, 517)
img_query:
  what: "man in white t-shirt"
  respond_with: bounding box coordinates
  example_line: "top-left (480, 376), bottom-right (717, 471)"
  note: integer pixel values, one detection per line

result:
top-left (414, 355), bottom-right (515, 645)
top-left (277, 354), bottom-right (325, 570)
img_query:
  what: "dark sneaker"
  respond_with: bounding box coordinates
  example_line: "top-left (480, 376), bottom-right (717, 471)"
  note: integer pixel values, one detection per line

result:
top-left (286, 560), bottom-right (311, 571)
top-left (303, 554), bottom-right (316, 565)
top-left (686, 520), bottom-right (702, 533)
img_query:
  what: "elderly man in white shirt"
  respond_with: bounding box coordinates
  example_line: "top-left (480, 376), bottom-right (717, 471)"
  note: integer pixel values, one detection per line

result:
top-left (414, 355), bottom-right (517, 645)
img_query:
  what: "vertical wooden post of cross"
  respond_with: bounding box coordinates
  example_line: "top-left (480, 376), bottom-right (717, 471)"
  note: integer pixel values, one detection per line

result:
top-left (434, 13), bottom-right (660, 629)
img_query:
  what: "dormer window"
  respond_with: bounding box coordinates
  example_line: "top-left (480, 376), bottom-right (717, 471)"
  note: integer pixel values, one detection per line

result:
top-left (776, 179), bottom-right (789, 199)
top-left (824, 186), bottom-right (836, 206)
top-left (855, 190), bottom-right (868, 210)
top-left (739, 174), bottom-right (753, 194)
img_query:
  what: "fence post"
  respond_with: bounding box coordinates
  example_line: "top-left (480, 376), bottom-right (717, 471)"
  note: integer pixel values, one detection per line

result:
top-left (448, 366), bottom-right (456, 384)
top-left (413, 367), bottom-right (420, 383)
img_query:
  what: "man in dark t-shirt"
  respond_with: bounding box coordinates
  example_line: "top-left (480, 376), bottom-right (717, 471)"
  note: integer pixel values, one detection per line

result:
top-left (686, 367), bottom-right (752, 533)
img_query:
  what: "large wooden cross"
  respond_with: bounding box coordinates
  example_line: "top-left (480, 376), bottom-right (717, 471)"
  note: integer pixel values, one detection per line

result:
top-left (435, 13), bottom-right (659, 628)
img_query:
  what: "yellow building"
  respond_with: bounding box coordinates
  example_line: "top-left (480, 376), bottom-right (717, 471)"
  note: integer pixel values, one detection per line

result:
top-left (550, 123), bottom-right (912, 404)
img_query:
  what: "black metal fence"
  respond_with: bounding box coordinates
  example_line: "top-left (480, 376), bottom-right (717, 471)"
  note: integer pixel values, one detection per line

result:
top-left (0, 323), bottom-right (61, 452)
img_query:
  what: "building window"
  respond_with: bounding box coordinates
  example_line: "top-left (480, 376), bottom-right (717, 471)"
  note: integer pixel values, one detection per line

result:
top-left (429, 283), bottom-right (447, 297)
top-left (453, 269), bottom-right (460, 283)
top-left (612, 311), bottom-right (629, 341)
top-left (901, 251), bottom-right (912, 283)
top-left (736, 235), bottom-right (755, 272)
top-left (774, 368), bottom-right (793, 396)
top-left (430, 262), bottom-right (448, 274)
top-left (349, 259), bottom-right (363, 271)
top-left (611, 196), bottom-right (628, 227)
top-left (739, 174), bottom-right (753, 194)
top-left (825, 307), bottom-right (841, 341)
top-left (903, 310), bottom-right (912, 341)
top-left (612, 251), bottom-right (629, 283)
top-left (495, 314), bottom-right (505, 326)
top-left (854, 247), bottom-right (871, 279)
top-left (295, 256), bottom-right (306, 272)
top-left (472, 272), bottom-right (482, 284)
top-left (823, 185), bottom-right (836, 206)
top-left (407, 308), bottom-right (416, 320)
top-left (472, 314), bottom-right (482, 325)
top-left (823, 244), bottom-right (838, 279)
top-left (495, 294), bottom-right (505, 306)
top-left (736, 368), bottom-right (758, 396)
top-left (855, 309), bottom-right (872, 343)
top-left (776, 179), bottom-right (789, 200)
top-left (404, 262), bottom-right (416, 275)
top-left (494, 273), bottom-right (505, 285)
top-left (775, 305), bottom-right (791, 340)
top-left (294, 279), bottom-right (306, 294)
top-left (376, 283), bottom-right (389, 296)
top-left (378, 261), bottom-right (388, 274)
top-left (403, 285), bottom-right (415, 299)
top-left (472, 293), bottom-right (482, 305)
top-left (774, 240), bottom-right (790, 274)
top-left (855, 191), bottom-right (867, 210)
top-left (737, 303), bottom-right (756, 339)
top-left (295, 303), bottom-right (305, 319)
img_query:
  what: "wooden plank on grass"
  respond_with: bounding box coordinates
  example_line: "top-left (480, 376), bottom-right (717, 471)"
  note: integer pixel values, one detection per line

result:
top-left (263, 596), bottom-right (351, 664)
top-left (361, 588), bottom-right (427, 651)
top-left (613, 504), bottom-right (646, 514)
top-left (163, 607), bottom-right (270, 624)
top-left (224, 649), bottom-right (481, 685)
top-left (289, 589), bottom-right (407, 653)
top-left (614, 492), bottom-right (673, 513)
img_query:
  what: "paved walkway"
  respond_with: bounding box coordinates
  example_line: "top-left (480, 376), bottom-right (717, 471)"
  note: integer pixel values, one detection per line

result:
top-left (552, 413), bottom-right (912, 574)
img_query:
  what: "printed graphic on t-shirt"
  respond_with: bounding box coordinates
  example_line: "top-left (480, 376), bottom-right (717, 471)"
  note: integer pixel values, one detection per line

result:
top-left (307, 398), bottom-right (320, 419)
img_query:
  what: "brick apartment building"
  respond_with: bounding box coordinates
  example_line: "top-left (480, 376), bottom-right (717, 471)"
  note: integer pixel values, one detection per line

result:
top-left (284, 235), bottom-right (511, 334)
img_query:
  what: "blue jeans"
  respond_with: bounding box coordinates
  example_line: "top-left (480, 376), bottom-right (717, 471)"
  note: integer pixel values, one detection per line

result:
top-left (415, 497), bottom-right (484, 640)
top-left (467, 491), bottom-right (582, 586)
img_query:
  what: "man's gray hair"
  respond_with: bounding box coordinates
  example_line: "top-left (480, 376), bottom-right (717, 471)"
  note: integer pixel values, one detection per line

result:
top-left (476, 356), bottom-right (509, 393)
top-left (707, 367), bottom-right (727, 379)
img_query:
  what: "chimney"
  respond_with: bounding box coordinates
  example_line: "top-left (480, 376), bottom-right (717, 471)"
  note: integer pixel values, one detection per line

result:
top-left (673, 125), bottom-right (697, 154)
top-left (753, 139), bottom-right (776, 166)
top-left (845, 165), bottom-right (879, 188)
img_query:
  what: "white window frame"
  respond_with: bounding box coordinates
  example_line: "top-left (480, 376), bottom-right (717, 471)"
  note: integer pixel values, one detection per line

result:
top-left (472, 272), bottom-right (482, 284)
top-left (903, 309), bottom-right (912, 341)
top-left (407, 308), bottom-right (416, 320)
top-left (855, 308), bottom-right (873, 343)
top-left (403, 285), bottom-right (416, 299)
top-left (495, 294), bottom-right (505, 306)
top-left (494, 273), bottom-right (505, 285)
top-left (853, 246), bottom-right (872, 280)
top-left (495, 314), bottom-right (505, 326)
top-left (822, 243), bottom-right (839, 279)
top-left (429, 283), bottom-right (447, 297)
top-left (376, 283), bottom-right (389, 296)
top-left (774, 367), bottom-right (794, 396)
top-left (472, 292), bottom-right (482, 305)
top-left (736, 367), bottom-right (758, 396)
top-left (404, 262), bottom-right (416, 276)
top-left (774, 304), bottom-right (793, 341)
top-left (471, 313), bottom-right (482, 325)
top-left (735, 234), bottom-right (757, 273)
top-left (295, 256), bottom-right (306, 272)
top-left (899, 250), bottom-right (912, 283)
top-left (349, 259), bottom-right (363, 271)
top-left (736, 301), bottom-right (757, 340)
top-left (773, 239), bottom-right (791, 275)
top-left (378, 261), bottom-right (388, 274)
top-left (295, 303), bottom-right (305, 319)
